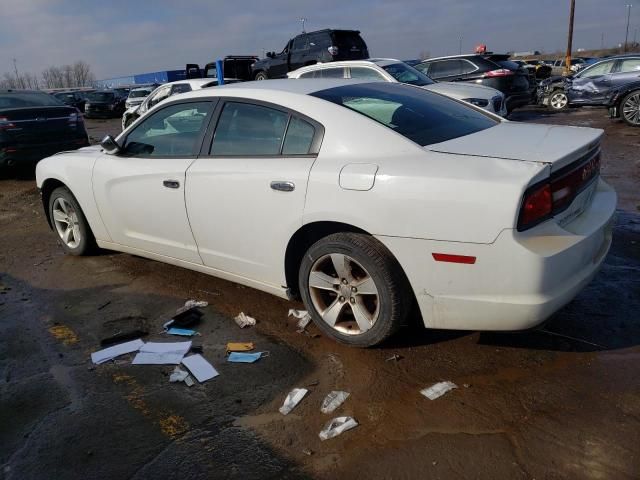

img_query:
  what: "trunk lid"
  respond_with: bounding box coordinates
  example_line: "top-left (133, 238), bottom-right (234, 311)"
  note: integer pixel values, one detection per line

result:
top-left (1, 106), bottom-right (80, 144)
top-left (427, 122), bottom-right (602, 173)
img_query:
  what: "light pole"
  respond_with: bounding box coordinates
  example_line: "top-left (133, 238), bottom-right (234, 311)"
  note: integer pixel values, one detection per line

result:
top-left (300, 17), bottom-right (308, 33)
top-left (458, 35), bottom-right (463, 54)
top-left (625, 4), bottom-right (632, 52)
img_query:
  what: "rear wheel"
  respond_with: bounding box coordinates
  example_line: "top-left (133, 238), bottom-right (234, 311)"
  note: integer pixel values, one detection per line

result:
top-left (549, 89), bottom-right (568, 110)
top-left (299, 233), bottom-right (412, 347)
top-left (48, 187), bottom-right (96, 255)
top-left (254, 71), bottom-right (269, 81)
top-left (621, 91), bottom-right (640, 127)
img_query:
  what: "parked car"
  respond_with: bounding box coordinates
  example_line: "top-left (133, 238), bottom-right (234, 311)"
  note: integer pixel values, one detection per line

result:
top-left (414, 54), bottom-right (532, 113)
top-left (251, 29), bottom-right (369, 80)
top-left (513, 59), bottom-right (552, 80)
top-left (125, 86), bottom-right (155, 110)
top-left (0, 89), bottom-right (89, 171)
top-left (84, 91), bottom-right (127, 119)
top-left (186, 56), bottom-right (259, 81)
top-left (538, 55), bottom-right (640, 110)
top-left (606, 80), bottom-right (640, 126)
top-left (121, 78), bottom-right (221, 129)
top-left (549, 57), bottom-right (587, 76)
top-left (52, 91), bottom-right (86, 112)
top-left (36, 79), bottom-right (615, 347)
top-left (288, 59), bottom-right (507, 116)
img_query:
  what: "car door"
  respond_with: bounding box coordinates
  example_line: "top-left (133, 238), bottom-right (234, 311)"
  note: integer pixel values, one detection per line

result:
top-left (289, 34), bottom-right (309, 71)
top-left (269, 41), bottom-right (293, 78)
top-left (610, 58), bottom-right (640, 88)
top-left (93, 100), bottom-right (216, 262)
top-left (185, 99), bottom-right (323, 287)
top-left (568, 60), bottom-right (616, 104)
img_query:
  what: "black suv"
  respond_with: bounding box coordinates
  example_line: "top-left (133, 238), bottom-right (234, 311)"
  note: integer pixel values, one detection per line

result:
top-left (415, 54), bottom-right (532, 113)
top-left (251, 29), bottom-right (369, 80)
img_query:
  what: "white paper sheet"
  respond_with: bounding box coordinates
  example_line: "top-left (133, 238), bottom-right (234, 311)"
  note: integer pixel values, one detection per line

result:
top-left (91, 339), bottom-right (144, 365)
top-left (132, 341), bottom-right (192, 365)
top-left (181, 354), bottom-right (219, 382)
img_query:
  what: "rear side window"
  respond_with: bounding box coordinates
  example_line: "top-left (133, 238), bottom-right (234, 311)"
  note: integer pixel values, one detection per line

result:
top-left (426, 60), bottom-right (474, 78)
top-left (282, 117), bottom-right (315, 154)
top-left (306, 32), bottom-right (328, 48)
top-left (312, 83), bottom-right (497, 146)
top-left (300, 68), bottom-right (345, 79)
top-left (349, 67), bottom-right (385, 80)
top-left (172, 84), bottom-right (192, 95)
top-left (620, 58), bottom-right (640, 72)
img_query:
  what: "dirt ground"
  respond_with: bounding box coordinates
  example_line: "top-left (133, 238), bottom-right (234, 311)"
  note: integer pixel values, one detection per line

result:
top-left (1, 107), bottom-right (639, 480)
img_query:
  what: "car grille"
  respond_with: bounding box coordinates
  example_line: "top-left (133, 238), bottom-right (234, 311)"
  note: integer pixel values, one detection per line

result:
top-left (492, 96), bottom-right (503, 112)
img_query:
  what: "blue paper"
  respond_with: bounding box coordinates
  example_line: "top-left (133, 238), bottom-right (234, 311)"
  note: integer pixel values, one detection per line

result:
top-left (167, 327), bottom-right (197, 337)
top-left (227, 352), bottom-right (263, 363)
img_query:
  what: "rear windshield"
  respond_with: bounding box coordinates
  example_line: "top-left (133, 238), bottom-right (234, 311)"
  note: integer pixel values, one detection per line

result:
top-left (129, 89), bottom-right (152, 98)
top-left (312, 83), bottom-right (497, 146)
top-left (331, 31), bottom-right (367, 50)
top-left (495, 60), bottom-right (522, 71)
top-left (0, 92), bottom-right (64, 108)
top-left (87, 92), bottom-right (116, 102)
top-left (381, 63), bottom-right (435, 86)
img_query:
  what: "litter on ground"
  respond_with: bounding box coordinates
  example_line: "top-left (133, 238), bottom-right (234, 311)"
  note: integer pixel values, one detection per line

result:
top-left (169, 366), bottom-right (194, 386)
top-left (227, 351), bottom-right (265, 363)
top-left (319, 416), bottom-right (358, 441)
top-left (279, 388), bottom-right (308, 415)
top-left (234, 312), bottom-right (256, 328)
top-left (132, 341), bottom-right (192, 365)
top-left (420, 381), bottom-right (458, 400)
top-left (100, 329), bottom-right (149, 347)
top-left (226, 342), bottom-right (254, 353)
top-left (320, 390), bottom-right (350, 414)
top-left (181, 354), bottom-right (219, 382)
top-left (288, 309), bottom-right (312, 332)
top-left (176, 299), bottom-right (208, 315)
top-left (166, 327), bottom-right (198, 337)
top-left (91, 339), bottom-right (144, 364)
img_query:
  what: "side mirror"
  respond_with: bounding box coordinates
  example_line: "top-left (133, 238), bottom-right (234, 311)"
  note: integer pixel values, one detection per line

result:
top-left (101, 135), bottom-right (121, 154)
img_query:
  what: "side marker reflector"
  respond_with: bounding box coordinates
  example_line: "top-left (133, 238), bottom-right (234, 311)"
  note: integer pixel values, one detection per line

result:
top-left (432, 253), bottom-right (476, 264)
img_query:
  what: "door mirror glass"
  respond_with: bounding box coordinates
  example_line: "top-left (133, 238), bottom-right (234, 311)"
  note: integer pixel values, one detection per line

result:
top-left (101, 135), bottom-right (121, 154)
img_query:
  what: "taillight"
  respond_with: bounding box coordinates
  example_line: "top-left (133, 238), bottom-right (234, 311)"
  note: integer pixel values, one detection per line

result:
top-left (0, 116), bottom-right (16, 129)
top-left (328, 46), bottom-right (339, 56)
top-left (483, 69), bottom-right (514, 77)
top-left (519, 184), bottom-right (552, 230)
top-left (518, 151), bottom-right (601, 231)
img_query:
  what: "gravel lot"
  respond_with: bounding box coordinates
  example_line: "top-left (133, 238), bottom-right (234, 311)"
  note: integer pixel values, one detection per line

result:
top-left (1, 106), bottom-right (639, 479)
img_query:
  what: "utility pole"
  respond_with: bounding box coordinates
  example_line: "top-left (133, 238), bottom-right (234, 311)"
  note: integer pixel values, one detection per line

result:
top-left (458, 35), bottom-right (463, 54)
top-left (624, 5), bottom-right (632, 52)
top-left (601, 32), bottom-right (605, 49)
top-left (564, 0), bottom-right (575, 76)
top-left (12, 58), bottom-right (24, 89)
top-left (300, 17), bottom-right (307, 33)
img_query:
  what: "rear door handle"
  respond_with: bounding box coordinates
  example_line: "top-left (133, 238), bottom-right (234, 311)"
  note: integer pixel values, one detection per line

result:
top-left (163, 180), bottom-right (180, 189)
top-left (270, 181), bottom-right (295, 192)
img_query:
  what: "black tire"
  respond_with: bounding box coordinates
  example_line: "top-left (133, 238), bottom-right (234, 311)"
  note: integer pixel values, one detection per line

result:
top-left (298, 233), bottom-right (412, 347)
top-left (620, 90), bottom-right (640, 127)
top-left (48, 186), bottom-right (96, 256)
top-left (548, 89), bottom-right (568, 110)
top-left (254, 71), bottom-right (269, 81)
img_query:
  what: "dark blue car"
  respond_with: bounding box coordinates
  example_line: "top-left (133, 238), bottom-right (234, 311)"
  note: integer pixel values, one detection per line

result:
top-left (566, 55), bottom-right (640, 106)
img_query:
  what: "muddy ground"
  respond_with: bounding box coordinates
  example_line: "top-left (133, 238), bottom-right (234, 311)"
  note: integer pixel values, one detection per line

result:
top-left (1, 106), bottom-right (639, 479)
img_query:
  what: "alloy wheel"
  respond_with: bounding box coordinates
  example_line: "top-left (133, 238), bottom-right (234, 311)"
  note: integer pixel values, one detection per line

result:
top-left (622, 93), bottom-right (640, 125)
top-left (52, 197), bottom-right (81, 248)
top-left (550, 91), bottom-right (568, 109)
top-left (308, 253), bottom-right (380, 335)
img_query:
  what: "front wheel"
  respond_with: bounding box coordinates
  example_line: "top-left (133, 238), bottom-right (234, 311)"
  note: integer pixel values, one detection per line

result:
top-left (299, 233), bottom-right (412, 347)
top-left (621, 91), bottom-right (640, 127)
top-left (254, 71), bottom-right (269, 81)
top-left (549, 90), bottom-right (568, 110)
top-left (48, 187), bottom-right (96, 255)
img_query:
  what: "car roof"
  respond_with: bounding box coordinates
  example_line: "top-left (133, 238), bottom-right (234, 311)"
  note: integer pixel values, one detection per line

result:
top-left (419, 53), bottom-right (510, 62)
top-left (289, 59), bottom-right (403, 74)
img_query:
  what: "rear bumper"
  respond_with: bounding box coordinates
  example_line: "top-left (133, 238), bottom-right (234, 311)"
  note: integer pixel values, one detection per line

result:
top-left (0, 137), bottom-right (89, 167)
top-left (505, 92), bottom-right (532, 111)
top-left (377, 178), bottom-right (617, 331)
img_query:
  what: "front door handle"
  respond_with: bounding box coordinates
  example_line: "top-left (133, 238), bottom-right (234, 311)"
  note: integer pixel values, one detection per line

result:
top-left (270, 181), bottom-right (295, 192)
top-left (163, 180), bottom-right (180, 189)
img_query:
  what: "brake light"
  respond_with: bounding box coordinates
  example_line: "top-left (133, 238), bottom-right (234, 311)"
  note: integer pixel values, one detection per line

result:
top-left (0, 116), bottom-right (16, 129)
top-left (484, 69), bottom-right (514, 77)
top-left (328, 46), bottom-right (339, 56)
top-left (518, 152), bottom-right (601, 231)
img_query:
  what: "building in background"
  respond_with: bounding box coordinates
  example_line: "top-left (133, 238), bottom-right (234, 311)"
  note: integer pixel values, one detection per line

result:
top-left (94, 69), bottom-right (187, 88)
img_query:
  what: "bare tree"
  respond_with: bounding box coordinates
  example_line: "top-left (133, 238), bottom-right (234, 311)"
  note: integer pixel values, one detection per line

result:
top-left (72, 61), bottom-right (94, 87)
top-left (4, 60), bottom-right (94, 90)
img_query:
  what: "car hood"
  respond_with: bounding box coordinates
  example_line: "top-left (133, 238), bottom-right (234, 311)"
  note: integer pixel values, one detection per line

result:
top-left (427, 122), bottom-right (603, 172)
top-left (52, 144), bottom-right (101, 156)
top-left (425, 82), bottom-right (501, 100)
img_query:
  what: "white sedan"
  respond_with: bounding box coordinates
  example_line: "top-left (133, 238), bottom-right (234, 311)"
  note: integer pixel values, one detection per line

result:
top-left (36, 79), bottom-right (616, 347)
top-left (288, 59), bottom-right (508, 116)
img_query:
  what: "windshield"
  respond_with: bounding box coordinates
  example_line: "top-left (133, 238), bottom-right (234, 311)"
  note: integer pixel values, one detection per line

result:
top-left (87, 92), bottom-right (116, 102)
top-left (381, 63), bottom-right (435, 86)
top-left (129, 89), bottom-right (152, 98)
top-left (312, 83), bottom-right (497, 146)
top-left (0, 92), bottom-right (65, 108)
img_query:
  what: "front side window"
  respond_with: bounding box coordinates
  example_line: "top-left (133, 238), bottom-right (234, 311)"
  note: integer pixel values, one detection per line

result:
top-left (123, 102), bottom-right (212, 157)
top-left (211, 102), bottom-right (289, 155)
top-left (578, 60), bottom-right (615, 78)
top-left (292, 35), bottom-right (308, 51)
top-left (312, 83), bottom-right (497, 147)
top-left (349, 67), bottom-right (385, 81)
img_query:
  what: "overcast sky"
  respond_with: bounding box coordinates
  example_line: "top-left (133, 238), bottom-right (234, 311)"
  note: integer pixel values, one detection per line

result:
top-left (0, 0), bottom-right (636, 80)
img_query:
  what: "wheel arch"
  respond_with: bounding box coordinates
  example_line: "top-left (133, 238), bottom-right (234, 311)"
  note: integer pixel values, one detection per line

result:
top-left (40, 178), bottom-right (68, 228)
